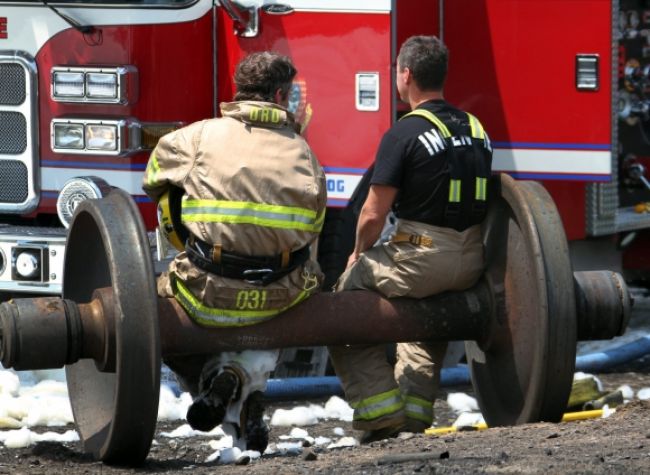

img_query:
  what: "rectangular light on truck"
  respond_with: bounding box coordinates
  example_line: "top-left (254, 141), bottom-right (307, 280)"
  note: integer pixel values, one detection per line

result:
top-left (52, 122), bottom-right (84, 149)
top-left (86, 124), bottom-right (117, 151)
top-left (86, 72), bottom-right (117, 99)
top-left (52, 71), bottom-right (84, 97)
top-left (51, 119), bottom-right (127, 155)
top-left (51, 66), bottom-right (137, 104)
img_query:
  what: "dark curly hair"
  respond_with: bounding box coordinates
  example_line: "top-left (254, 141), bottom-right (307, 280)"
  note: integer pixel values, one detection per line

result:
top-left (397, 36), bottom-right (448, 91)
top-left (234, 51), bottom-right (297, 102)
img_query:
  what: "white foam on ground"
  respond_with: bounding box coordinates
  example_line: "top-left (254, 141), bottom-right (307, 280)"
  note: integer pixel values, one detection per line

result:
top-left (447, 392), bottom-right (479, 413)
top-left (638, 387), bottom-right (650, 400)
top-left (269, 396), bottom-right (354, 427)
top-left (617, 385), bottom-right (635, 400)
top-left (327, 436), bottom-right (358, 449)
top-left (452, 411), bottom-right (485, 428)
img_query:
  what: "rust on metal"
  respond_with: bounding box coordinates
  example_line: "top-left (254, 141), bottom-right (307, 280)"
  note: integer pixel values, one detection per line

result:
top-left (157, 285), bottom-right (492, 357)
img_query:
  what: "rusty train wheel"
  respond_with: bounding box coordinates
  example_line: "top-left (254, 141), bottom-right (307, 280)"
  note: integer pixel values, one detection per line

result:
top-left (63, 189), bottom-right (161, 465)
top-left (466, 175), bottom-right (577, 426)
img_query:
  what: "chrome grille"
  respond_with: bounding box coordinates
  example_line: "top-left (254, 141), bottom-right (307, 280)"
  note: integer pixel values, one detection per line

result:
top-left (0, 64), bottom-right (26, 105)
top-left (0, 51), bottom-right (39, 214)
top-left (0, 160), bottom-right (28, 203)
top-left (0, 111), bottom-right (27, 154)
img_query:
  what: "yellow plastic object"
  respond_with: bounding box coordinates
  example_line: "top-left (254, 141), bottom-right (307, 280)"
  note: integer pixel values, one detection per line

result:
top-left (560, 409), bottom-right (603, 422)
top-left (425, 410), bottom-right (604, 436)
top-left (157, 190), bottom-right (185, 252)
top-left (425, 423), bottom-right (488, 435)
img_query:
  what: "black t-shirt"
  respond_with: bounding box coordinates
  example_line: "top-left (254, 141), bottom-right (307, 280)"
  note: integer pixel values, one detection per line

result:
top-left (371, 99), bottom-right (493, 231)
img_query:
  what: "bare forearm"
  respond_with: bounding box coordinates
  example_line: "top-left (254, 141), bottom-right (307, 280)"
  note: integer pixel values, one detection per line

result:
top-left (353, 210), bottom-right (385, 257)
top-left (347, 185), bottom-right (398, 267)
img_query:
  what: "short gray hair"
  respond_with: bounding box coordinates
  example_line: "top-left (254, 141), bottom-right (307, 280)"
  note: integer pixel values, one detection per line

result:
top-left (397, 36), bottom-right (448, 91)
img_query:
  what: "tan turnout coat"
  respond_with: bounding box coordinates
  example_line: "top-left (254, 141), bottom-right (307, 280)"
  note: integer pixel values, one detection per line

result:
top-left (142, 101), bottom-right (326, 327)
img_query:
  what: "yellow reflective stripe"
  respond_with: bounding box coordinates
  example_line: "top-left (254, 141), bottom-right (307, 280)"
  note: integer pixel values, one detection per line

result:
top-left (448, 179), bottom-right (461, 203)
top-left (351, 389), bottom-right (405, 422)
top-left (313, 207), bottom-right (326, 233)
top-left (173, 277), bottom-right (310, 327)
top-left (181, 199), bottom-right (322, 232)
top-left (475, 177), bottom-right (487, 201)
top-left (404, 395), bottom-right (433, 424)
top-left (467, 112), bottom-right (485, 140)
top-left (401, 110), bottom-right (451, 138)
top-left (146, 150), bottom-right (160, 187)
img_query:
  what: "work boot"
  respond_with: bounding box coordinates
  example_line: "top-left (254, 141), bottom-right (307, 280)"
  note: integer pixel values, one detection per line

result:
top-left (186, 370), bottom-right (239, 432)
top-left (243, 390), bottom-right (270, 453)
top-left (405, 418), bottom-right (430, 434)
top-left (359, 423), bottom-right (406, 444)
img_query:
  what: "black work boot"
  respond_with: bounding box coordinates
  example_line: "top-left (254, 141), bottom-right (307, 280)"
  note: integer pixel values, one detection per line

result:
top-left (186, 370), bottom-right (239, 432)
top-left (243, 390), bottom-right (270, 453)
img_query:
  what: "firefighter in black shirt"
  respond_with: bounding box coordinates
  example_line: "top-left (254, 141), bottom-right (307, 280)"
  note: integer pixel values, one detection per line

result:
top-left (328, 35), bottom-right (493, 443)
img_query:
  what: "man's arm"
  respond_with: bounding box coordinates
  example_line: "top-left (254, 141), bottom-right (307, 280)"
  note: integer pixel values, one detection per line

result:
top-left (347, 184), bottom-right (398, 268)
top-left (142, 122), bottom-right (202, 202)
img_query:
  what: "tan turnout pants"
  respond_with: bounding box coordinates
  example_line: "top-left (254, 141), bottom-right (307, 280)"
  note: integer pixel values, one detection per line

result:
top-left (328, 219), bottom-right (484, 431)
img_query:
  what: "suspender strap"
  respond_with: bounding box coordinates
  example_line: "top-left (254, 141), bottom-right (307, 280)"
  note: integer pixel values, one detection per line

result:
top-left (401, 107), bottom-right (490, 228)
top-left (400, 109), bottom-right (452, 137)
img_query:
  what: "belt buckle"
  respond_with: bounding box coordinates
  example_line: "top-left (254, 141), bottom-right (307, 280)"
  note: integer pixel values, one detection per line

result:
top-left (243, 268), bottom-right (274, 285)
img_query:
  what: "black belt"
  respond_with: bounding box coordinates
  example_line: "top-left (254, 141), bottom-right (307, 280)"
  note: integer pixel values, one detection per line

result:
top-left (185, 238), bottom-right (310, 286)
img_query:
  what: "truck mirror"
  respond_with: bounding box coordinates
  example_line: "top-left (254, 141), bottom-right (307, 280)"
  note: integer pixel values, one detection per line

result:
top-left (221, 0), bottom-right (259, 38)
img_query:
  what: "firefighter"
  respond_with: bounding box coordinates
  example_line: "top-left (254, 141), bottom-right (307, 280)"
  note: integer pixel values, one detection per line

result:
top-left (328, 36), bottom-right (493, 443)
top-left (142, 51), bottom-right (326, 452)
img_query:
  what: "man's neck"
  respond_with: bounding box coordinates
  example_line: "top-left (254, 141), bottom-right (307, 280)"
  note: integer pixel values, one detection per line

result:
top-left (409, 90), bottom-right (444, 110)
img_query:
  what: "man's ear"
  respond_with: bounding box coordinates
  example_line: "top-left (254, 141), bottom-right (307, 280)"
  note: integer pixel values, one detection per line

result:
top-left (403, 67), bottom-right (412, 85)
top-left (274, 88), bottom-right (284, 105)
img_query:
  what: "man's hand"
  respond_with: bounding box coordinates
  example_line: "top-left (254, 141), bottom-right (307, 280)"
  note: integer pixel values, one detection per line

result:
top-left (346, 252), bottom-right (359, 270)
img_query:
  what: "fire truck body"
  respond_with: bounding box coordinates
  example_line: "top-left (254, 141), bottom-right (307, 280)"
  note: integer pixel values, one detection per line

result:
top-left (0, 0), bottom-right (647, 295)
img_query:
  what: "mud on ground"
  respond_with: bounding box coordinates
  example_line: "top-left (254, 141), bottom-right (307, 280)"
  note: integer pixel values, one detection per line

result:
top-left (2, 366), bottom-right (650, 475)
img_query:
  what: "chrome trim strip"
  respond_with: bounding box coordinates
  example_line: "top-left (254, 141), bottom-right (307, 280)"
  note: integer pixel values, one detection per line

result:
top-left (0, 50), bottom-right (40, 214)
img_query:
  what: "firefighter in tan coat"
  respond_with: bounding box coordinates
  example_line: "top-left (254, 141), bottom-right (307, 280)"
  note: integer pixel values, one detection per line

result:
top-left (142, 52), bottom-right (326, 453)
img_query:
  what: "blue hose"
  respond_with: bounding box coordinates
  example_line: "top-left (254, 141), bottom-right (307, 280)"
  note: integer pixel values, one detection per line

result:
top-left (263, 335), bottom-right (650, 400)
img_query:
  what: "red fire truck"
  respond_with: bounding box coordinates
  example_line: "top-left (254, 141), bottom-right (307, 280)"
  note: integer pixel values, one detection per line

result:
top-left (0, 0), bottom-right (647, 295)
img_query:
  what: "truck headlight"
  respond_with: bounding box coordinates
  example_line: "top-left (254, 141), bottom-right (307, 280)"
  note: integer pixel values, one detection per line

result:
top-left (52, 71), bottom-right (84, 97)
top-left (86, 124), bottom-right (118, 151)
top-left (53, 122), bottom-right (84, 149)
top-left (51, 66), bottom-right (137, 104)
top-left (51, 119), bottom-right (127, 155)
top-left (86, 72), bottom-right (117, 99)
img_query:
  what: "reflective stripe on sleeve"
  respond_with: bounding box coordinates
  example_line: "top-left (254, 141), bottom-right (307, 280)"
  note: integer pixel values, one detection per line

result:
top-left (173, 277), bottom-right (310, 327)
top-left (404, 395), bottom-right (433, 424)
top-left (351, 388), bottom-right (405, 422)
top-left (181, 199), bottom-right (323, 232)
top-left (146, 150), bottom-right (160, 187)
top-left (401, 109), bottom-right (451, 138)
top-left (475, 177), bottom-right (487, 201)
top-left (448, 179), bottom-right (461, 203)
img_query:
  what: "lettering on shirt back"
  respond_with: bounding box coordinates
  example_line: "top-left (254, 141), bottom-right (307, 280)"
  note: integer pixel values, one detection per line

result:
top-left (417, 128), bottom-right (491, 156)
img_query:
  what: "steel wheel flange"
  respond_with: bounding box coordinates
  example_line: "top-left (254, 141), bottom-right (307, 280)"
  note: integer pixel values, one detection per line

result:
top-left (63, 189), bottom-right (161, 465)
top-left (466, 174), bottom-right (577, 426)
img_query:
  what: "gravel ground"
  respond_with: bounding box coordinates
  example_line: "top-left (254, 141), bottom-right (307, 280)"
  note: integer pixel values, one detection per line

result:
top-left (0, 367), bottom-right (648, 475)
